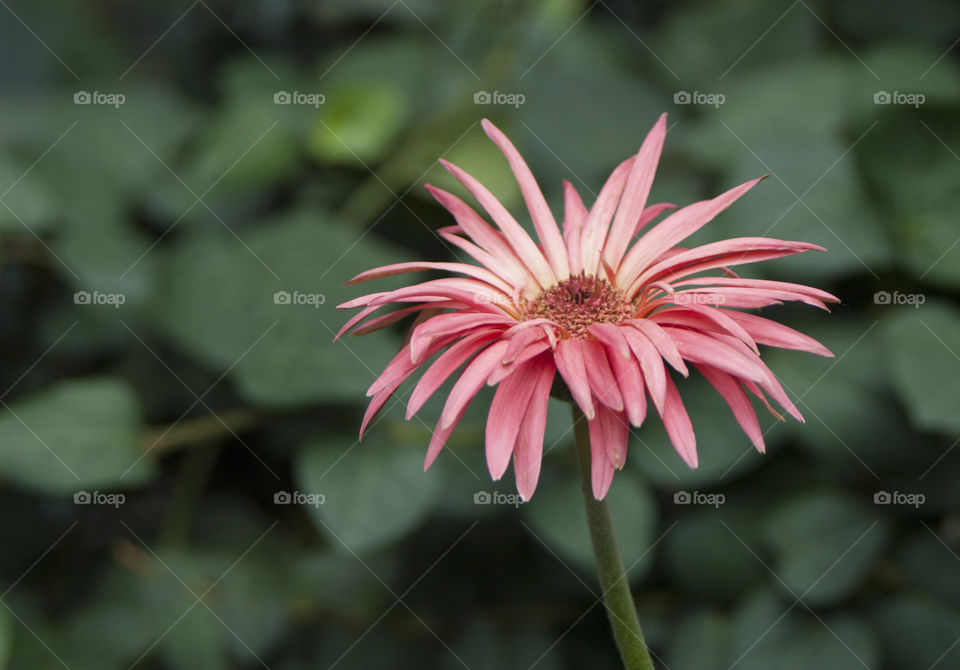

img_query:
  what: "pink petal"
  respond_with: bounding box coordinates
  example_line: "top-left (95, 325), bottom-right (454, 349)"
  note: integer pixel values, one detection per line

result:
top-left (660, 327), bottom-right (766, 382)
top-left (673, 276), bottom-right (839, 304)
top-left (368, 277), bottom-right (515, 311)
top-left (660, 373), bottom-right (698, 467)
top-left (488, 339), bottom-right (551, 385)
top-left (579, 156), bottom-right (635, 275)
top-left (670, 286), bottom-right (830, 311)
top-left (562, 180), bottom-right (588, 274)
top-left (426, 185), bottom-right (534, 288)
top-left (723, 311), bottom-right (834, 357)
top-left (605, 338), bottom-right (648, 427)
top-left (513, 356), bottom-right (556, 500)
top-left (424, 413), bottom-right (461, 471)
top-left (348, 260), bottom-right (515, 295)
top-left (588, 322), bottom-right (631, 358)
top-left (438, 160), bottom-right (556, 288)
top-left (629, 237), bottom-right (826, 294)
top-left (553, 339), bottom-right (595, 420)
top-left (348, 302), bottom-right (465, 339)
top-left (622, 327), bottom-right (667, 415)
top-left (425, 343), bottom-right (512, 471)
top-left (485, 357), bottom-right (544, 480)
top-left (439, 340), bottom-right (511, 430)
top-left (695, 364), bottom-right (764, 452)
top-left (742, 380), bottom-right (785, 421)
top-left (618, 176), bottom-right (765, 289)
top-left (629, 319), bottom-right (689, 376)
top-left (713, 333), bottom-right (805, 423)
top-left (360, 388), bottom-right (395, 438)
top-left (604, 113), bottom-right (667, 268)
top-left (503, 325), bottom-right (548, 362)
top-left (482, 119), bottom-right (570, 280)
top-left (589, 404), bottom-right (630, 472)
top-left (583, 339), bottom-right (625, 412)
top-left (409, 312), bottom-right (513, 363)
top-left (633, 202), bottom-right (677, 237)
top-left (367, 336), bottom-right (456, 397)
top-left (407, 331), bottom-right (500, 419)
top-left (587, 410), bottom-right (618, 499)
top-left (650, 304), bottom-right (759, 354)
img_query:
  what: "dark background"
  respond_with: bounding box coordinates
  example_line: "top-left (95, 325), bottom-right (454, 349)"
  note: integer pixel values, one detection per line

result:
top-left (0, 0), bottom-right (959, 668)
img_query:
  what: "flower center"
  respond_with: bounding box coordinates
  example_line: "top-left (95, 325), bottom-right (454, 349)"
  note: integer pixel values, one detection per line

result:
top-left (523, 275), bottom-right (634, 338)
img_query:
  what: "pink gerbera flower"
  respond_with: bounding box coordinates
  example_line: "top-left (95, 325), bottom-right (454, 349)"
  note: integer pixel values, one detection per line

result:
top-left (337, 114), bottom-right (838, 501)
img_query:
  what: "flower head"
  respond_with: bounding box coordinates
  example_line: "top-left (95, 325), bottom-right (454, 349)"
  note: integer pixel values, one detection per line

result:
top-left (338, 115), bottom-right (838, 500)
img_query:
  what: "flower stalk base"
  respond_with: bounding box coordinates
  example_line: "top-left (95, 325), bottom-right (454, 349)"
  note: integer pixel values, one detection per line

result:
top-left (572, 404), bottom-right (656, 670)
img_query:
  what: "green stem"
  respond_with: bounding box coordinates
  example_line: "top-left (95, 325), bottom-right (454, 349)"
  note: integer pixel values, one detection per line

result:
top-left (571, 404), bottom-right (656, 670)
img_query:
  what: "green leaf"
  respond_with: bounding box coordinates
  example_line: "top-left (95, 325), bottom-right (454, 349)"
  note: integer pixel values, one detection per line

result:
top-left (708, 132), bottom-right (890, 281)
top-left (729, 591), bottom-right (879, 670)
top-left (0, 377), bottom-right (153, 493)
top-left (418, 129), bottom-right (522, 212)
top-left (450, 621), bottom-right (562, 670)
top-left (762, 342), bottom-right (917, 472)
top-left (309, 82), bottom-right (409, 165)
top-left (663, 507), bottom-right (766, 601)
top-left (633, 376), bottom-right (770, 487)
top-left (665, 610), bottom-right (730, 670)
top-left (652, 0), bottom-right (821, 83)
top-left (882, 299), bottom-right (960, 433)
top-left (858, 113), bottom-right (960, 287)
top-left (156, 208), bottom-right (409, 407)
top-left (56, 213), bottom-right (159, 308)
top-left (763, 491), bottom-right (889, 606)
top-left (899, 530), bottom-right (960, 608)
top-left (296, 434), bottom-right (440, 553)
top-left (873, 595), bottom-right (960, 668)
top-left (524, 470), bottom-right (658, 582)
top-left (0, 153), bottom-right (59, 234)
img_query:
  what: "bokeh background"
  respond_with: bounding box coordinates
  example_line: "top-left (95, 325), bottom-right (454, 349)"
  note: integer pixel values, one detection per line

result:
top-left (1, 0), bottom-right (959, 668)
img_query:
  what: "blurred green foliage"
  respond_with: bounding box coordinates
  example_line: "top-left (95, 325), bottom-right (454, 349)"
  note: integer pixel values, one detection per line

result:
top-left (0, 0), bottom-right (959, 668)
